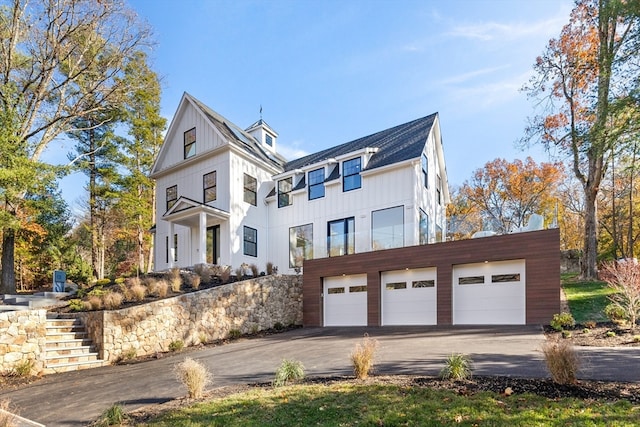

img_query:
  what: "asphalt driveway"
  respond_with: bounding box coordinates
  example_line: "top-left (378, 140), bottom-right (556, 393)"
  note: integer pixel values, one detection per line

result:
top-left (1, 325), bottom-right (639, 426)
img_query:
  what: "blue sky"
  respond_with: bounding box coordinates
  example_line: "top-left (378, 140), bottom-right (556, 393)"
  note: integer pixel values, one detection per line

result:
top-left (53, 0), bottom-right (573, 210)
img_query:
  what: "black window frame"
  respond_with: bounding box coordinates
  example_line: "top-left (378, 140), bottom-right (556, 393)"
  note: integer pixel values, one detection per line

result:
top-left (308, 168), bottom-right (325, 200)
top-left (422, 154), bottom-right (429, 188)
top-left (243, 226), bottom-right (258, 257)
top-left (203, 171), bottom-right (217, 203)
top-left (184, 127), bottom-right (196, 159)
top-left (327, 217), bottom-right (355, 257)
top-left (243, 173), bottom-right (257, 206)
top-left (166, 185), bottom-right (177, 211)
top-left (437, 175), bottom-right (442, 205)
top-left (343, 157), bottom-right (362, 192)
top-left (278, 177), bottom-right (293, 208)
top-left (173, 233), bottom-right (178, 262)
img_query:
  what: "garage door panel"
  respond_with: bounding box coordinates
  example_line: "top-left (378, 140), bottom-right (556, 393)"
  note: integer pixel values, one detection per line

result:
top-left (324, 274), bottom-right (367, 327)
top-left (382, 268), bottom-right (436, 325)
top-left (453, 260), bottom-right (525, 325)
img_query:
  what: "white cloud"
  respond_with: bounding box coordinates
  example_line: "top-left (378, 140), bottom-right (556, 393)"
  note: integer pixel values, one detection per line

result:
top-left (277, 140), bottom-right (309, 161)
top-left (439, 65), bottom-right (511, 85)
top-left (448, 15), bottom-right (568, 42)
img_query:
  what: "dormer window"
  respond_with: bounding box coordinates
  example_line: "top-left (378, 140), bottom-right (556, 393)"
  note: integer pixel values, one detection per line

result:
top-left (184, 127), bottom-right (196, 159)
top-left (308, 168), bottom-right (325, 200)
top-left (278, 177), bottom-right (293, 208)
top-left (265, 134), bottom-right (273, 146)
top-left (343, 157), bottom-right (362, 192)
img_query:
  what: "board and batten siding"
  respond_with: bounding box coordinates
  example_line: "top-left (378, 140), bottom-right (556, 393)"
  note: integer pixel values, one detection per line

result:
top-left (302, 228), bottom-right (560, 326)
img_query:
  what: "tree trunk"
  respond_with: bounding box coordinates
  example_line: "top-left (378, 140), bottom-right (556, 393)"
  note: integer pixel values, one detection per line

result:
top-left (582, 181), bottom-right (600, 279)
top-left (1, 229), bottom-right (17, 294)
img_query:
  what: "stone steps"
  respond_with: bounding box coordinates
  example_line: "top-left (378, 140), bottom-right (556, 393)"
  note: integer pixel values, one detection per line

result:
top-left (43, 316), bottom-right (108, 374)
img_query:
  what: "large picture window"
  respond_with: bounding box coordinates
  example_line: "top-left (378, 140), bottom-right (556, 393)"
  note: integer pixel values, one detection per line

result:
top-left (289, 224), bottom-right (313, 267)
top-left (419, 209), bottom-right (429, 245)
top-left (372, 206), bottom-right (404, 250)
top-left (203, 171), bottom-right (216, 203)
top-left (244, 174), bottom-right (257, 206)
top-left (278, 177), bottom-right (293, 208)
top-left (343, 157), bottom-right (362, 192)
top-left (184, 127), bottom-right (196, 159)
top-left (166, 185), bottom-right (177, 211)
top-left (243, 226), bottom-right (257, 257)
top-left (328, 217), bottom-right (355, 257)
top-left (308, 168), bottom-right (325, 200)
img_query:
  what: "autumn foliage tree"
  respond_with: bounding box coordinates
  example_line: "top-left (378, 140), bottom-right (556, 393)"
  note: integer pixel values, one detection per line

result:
top-left (457, 157), bottom-right (564, 235)
top-left (523, 0), bottom-right (640, 279)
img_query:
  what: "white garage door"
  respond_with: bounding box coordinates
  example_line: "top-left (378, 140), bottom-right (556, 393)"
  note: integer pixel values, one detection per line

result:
top-left (453, 260), bottom-right (526, 325)
top-left (382, 268), bottom-right (437, 325)
top-left (323, 274), bottom-right (367, 326)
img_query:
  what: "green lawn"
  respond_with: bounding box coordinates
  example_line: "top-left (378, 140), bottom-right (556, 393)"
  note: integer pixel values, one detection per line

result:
top-left (561, 273), bottom-right (613, 323)
top-left (141, 382), bottom-right (637, 427)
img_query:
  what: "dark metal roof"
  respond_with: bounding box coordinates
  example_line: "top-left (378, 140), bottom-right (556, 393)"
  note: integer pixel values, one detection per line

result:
top-left (284, 113), bottom-right (438, 172)
top-left (188, 95), bottom-right (287, 170)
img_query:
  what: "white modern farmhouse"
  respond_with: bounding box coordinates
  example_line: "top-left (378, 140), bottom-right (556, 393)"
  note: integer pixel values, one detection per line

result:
top-left (150, 92), bottom-right (449, 274)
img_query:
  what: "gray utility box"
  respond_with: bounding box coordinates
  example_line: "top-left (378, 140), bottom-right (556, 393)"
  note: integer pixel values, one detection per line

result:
top-left (53, 270), bottom-right (66, 292)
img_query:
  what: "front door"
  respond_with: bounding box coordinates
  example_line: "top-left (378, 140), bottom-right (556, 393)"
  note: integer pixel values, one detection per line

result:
top-left (206, 225), bottom-right (220, 264)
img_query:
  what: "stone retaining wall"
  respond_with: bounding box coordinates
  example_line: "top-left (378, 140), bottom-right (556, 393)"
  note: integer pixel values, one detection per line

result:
top-left (79, 274), bottom-right (302, 362)
top-left (0, 310), bottom-right (46, 374)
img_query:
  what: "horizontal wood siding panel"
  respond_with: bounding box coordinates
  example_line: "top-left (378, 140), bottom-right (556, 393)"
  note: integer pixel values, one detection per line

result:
top-left (303, 229), bottom-right (560, 326)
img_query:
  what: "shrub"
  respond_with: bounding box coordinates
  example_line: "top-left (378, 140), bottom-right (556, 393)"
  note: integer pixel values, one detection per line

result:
top-left (169, 268), bottom-right (182, 292)
top-left (266, 261), bottom-right (274, 275)
top-left (606, 331), bottom-right (617, 337)
top-left (68, 298), bottom-right (85, 312)
top-left (87, 295), bottom-right (103, 310)
top-left (174, 357), bottom-right (212, 399)
top-left (12, 359), bottom-right (34, 377)
top-left (273, 359), bottom-right (305, 387)
top-left (228, 329), bottom-right (242, 339)
top-left (273, 321), bottom-right (284, 331)
top-left (114, 277), bottom-right (125, 285)
top-left (634, 335), bottom-right (640, 343)
top-left (601, 260), bottom-right (640, 330)
top-left (102, 292), bottom-right (124, 310)
top-left (88, 286), bottom-right (107, 298)
top-left (123, 348), bottom-right (137, 360)
top-left (550, 312), bottom-right (575, 331)
top-left (249, 263), bottom-right (259, 277)
top-left (95, 403), bottom-right (126, 426)
top-left (199, 333), bottom-right (209, 345)
top-left (582, 328), bottom-right (590, 334)
top-left (95, 278), bottom-right (112, 286)
top-left (190, 274), bottom-right (201, 290)
top-left (440, 353), bottom-right (473, 380)
top-left (194, 264), bottom-right (212, 284)
top-left (129, 283), bottom-right (147, 301)
top-left (169, 340), bottom-right (184, 352)
top-left (234, 266), bottom-right (244, 280)
top-left (542, 341), bottom-right (579, 384)
top-left (604, 303), bottom-right (627, 325)
top-left (155, 279), bottom-right (169, 298)
top-left (0, 400), bottom-right (16, 427)
top-left (583, 320), bottom-right (597, 329)
top-left (350, 334), bottom-right (379, 379)
top-left (562, 330), bottom-right (572, 339)
top-left (220, 266), bottom-right (231, 283)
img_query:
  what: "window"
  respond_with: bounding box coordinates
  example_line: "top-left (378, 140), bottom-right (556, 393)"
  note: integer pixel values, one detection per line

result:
top-left (166, 185), bottom-right (177, 211)
top-left (184, 127), bottom-right (196, 159)
top-left (492, 274), bottom-right (521, 283)
top-left (436, 175), bottom-right (442, 205)
top-left (328, 217), bottom-right (355, 257)
top-left (278, 177), bottom-right (293, 208)
top-left (436, 225), bottom-right (443, 242)
top-left (203, 171), bottom-right (216, 203)
top-left (343, 157), bottom-right (361, 191)
top-left (289, 224), bottom-right (313, 268)
top-left (244, 174), bottom-right (257, 206)
top-left (165, 236), bottom-right (169, 264)
top-left (308, 168), bottom-right (325, 200)
top-left (243, 226), bottom-right (257, 257)
top-left (419, 209), bottom-right (429, 245)
top-left (173, 233), bottom-right (178, 262)
top-left (413, 280), bottom-right (435, 288)
top-left (265, 134), bottom-right (273, 146)
top-left (386, 282), bottom-right (407, 290)
top-left (372, 206), bottom-right (404, 250)
top-left (422, 154), bottom-right (429, 188)
top-left (459, 276), bottom-right (484, 285)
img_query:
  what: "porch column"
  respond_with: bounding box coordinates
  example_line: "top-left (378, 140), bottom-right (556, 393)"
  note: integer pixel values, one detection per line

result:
top-left (169, 221), bottom-right (175, 268)
top-left (198, 212), bottom-right (207, 265)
